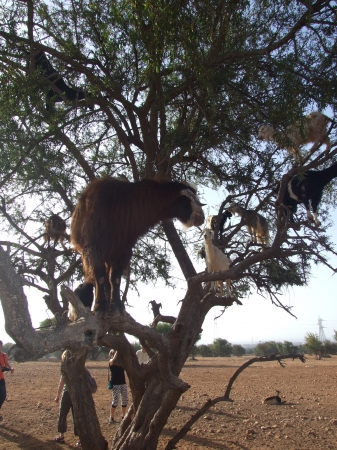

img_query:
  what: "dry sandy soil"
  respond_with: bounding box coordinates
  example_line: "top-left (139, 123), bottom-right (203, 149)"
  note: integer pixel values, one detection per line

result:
top-left (0, 356), bottom-right (336, 449)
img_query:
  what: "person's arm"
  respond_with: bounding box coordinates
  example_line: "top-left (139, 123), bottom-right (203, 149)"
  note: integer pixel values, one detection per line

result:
top-left (3, 354), bottom-right (14, 374)
top-left (54, 375), bottom-right (65, 404)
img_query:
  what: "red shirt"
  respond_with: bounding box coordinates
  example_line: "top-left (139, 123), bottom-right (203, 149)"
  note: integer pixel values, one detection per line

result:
top-left (0, 352), bottom-right (9, 381)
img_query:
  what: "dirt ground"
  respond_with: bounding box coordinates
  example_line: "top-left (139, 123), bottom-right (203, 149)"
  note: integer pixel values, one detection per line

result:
top-left (0, 356), bottom-right (336, 450)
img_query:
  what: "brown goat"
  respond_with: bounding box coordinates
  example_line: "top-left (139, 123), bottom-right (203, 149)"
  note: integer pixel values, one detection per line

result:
top-left (228, 203), bottom-right (269, 247)
top-left (44, 214), bottom-right (67, 250)
top-left (70, 177), bottom-right (205, 314)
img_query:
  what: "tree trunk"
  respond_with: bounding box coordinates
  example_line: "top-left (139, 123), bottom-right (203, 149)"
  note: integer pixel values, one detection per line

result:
top-left (0, 245), bottom-right (39, 349)
top-left (112, 373), bottom-right (184, 450)
top-left (62, 348), bottom-right (108, 450)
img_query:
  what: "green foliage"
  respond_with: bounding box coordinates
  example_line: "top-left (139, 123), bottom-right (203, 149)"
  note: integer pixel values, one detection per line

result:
top-left (277, 341), bottom-right (299, 355)
top-left (254, 341), bottom-right (279, 356)
top-left (39, 318), bottom-right (57, 329)
top-left (156, 323), bottom-right (172, 335)
top-left (0, 0), bottom-right (336, 342)
top-left (2, 342), bottom-right (14, 353)
top-left (211, 338), bottom-right (232, 357)
top-left (196, 344), bottom-right (213, 357)
top-left (304, 333), bottom-right (323, 359)
top-left (232, 344), bottom-right (246, 357)
top-left (323, 340), bottom-right (337, 356)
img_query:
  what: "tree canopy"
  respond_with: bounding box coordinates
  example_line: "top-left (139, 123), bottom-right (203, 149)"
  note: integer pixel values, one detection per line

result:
top-left (0, 0), bottom-right (336, 448)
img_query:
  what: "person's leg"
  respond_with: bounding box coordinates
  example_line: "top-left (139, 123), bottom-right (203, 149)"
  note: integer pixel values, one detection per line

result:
top-left (110, 385), bottom-right (121, 422)
top-left (121, 384), bottom-right (128, 418)
top-left (56, 391), bottom-right (71, 440)
top-left (0, 379), bottom-right (6, 420)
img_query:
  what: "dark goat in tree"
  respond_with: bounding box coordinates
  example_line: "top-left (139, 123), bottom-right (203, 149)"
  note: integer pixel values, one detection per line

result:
top-left (68, 282), bottom-right (94, 321)
top-left (206, 210), bottom-right (232, 237)
top-left (44, 214), bottom-right (67, 250)
top-left (33, 51), bottom-right (87, 109)
top-left (70, 177), bottom-right (205, 314)
top-left (279, 161), bottom-right (337, 226)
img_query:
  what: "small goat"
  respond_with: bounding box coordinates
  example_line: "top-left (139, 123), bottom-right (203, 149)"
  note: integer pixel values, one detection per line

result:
top-left (278, 161), bottom-right (337, 226)
top-left (44, 214), bottom-right (67, 250)
top-left (228, 203), bottom-right (269, 247)
top-left (68, 282), bottom-right (94, 321)
top-left (203, 229), bottom-right (231, 297)
top-left (70, 177), bottom-right (205, 313)
top-left (206, 210), bottom-right (232, 237)
top-left (258, 111), bottom-right (331, 162)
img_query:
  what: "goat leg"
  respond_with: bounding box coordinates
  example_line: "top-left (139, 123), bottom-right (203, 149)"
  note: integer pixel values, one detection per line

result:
top-left (93, 264), bottom-right (109, 314)
top-left (110, 266), bottom-right (125, 314)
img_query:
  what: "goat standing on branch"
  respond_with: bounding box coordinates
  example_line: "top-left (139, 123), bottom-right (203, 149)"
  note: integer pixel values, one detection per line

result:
top-left (258, 111), bottom-right (331, 163)
top-left (205, 210), bottom-right (232, 238)
top-left (228, 203), bottom-right (269, 247)
top-left (278, 161), bottom-right (337, 227)
top-left (70, 177), bottom-right (205, 314)
top-left (203, 229), bottom-right (231, 297)
top-left (44, 214), bottom-right (67, 250)
top-left (33, 51), bottom-right (88, 109)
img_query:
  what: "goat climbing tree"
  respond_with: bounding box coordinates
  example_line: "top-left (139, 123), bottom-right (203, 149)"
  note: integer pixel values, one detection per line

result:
top-left (0, 0), bottom-right (337, 449)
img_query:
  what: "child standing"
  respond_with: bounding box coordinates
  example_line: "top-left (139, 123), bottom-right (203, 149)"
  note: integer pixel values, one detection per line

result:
top-left (108, 350), bottom-right (128, 424)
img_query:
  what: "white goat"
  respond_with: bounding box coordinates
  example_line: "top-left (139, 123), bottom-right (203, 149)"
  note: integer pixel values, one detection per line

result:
top-left (203, 229), bottom-right (231, 297)
top-left (228, 203), bottom-right (269, 247)
top-left (258, 111), bottom-right (331, 162)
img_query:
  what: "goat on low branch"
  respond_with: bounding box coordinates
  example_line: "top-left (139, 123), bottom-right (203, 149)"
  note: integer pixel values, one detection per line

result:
top-left (258, 111), bottom-right (331, 163)
top-left (203, 229), bottom-right (231, 297)
top-left (68, 282), bottom-right (94, 321)
top-left (228, 203), bottom-right (269, 247)
top-left (70, 177), bottom-right (205, 314)
top-left (278, 161), bottom-right (337, 226)
top-left (43, 214), bottom-right (67, 250)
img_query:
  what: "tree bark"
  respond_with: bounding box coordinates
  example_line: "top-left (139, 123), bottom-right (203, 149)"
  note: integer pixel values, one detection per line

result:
top-left (0, 245), bottom-right (39, 349)
top-left (61, 349), bottom-right (108, 450)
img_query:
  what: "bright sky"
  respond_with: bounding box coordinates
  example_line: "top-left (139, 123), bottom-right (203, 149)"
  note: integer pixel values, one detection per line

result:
top-left (1, 186), bottom-right (336, 347)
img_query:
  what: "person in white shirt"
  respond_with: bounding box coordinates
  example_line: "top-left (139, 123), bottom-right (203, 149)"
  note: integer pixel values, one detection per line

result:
top-left (136, 346), bottom-right (150, 365)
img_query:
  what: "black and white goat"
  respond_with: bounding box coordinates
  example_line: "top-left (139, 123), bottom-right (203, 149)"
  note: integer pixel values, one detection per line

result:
top-left (258, 111), bottom-right (331, 163)
top-left (205, 210), bottom-right (232, 237)
top-left (203, 229), bottom-right (231, 297)
top-left (228, 203), bottom-right (270, 247)
top-left (278, 161), bottom-right (337, 226)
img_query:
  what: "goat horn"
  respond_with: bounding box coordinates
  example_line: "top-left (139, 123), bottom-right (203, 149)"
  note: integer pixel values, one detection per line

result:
top-left (198, 202), bottom-right (207, 206)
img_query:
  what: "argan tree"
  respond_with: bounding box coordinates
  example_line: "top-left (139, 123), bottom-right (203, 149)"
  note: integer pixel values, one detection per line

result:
top-left (0, 0), bottom-right (336, 449)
